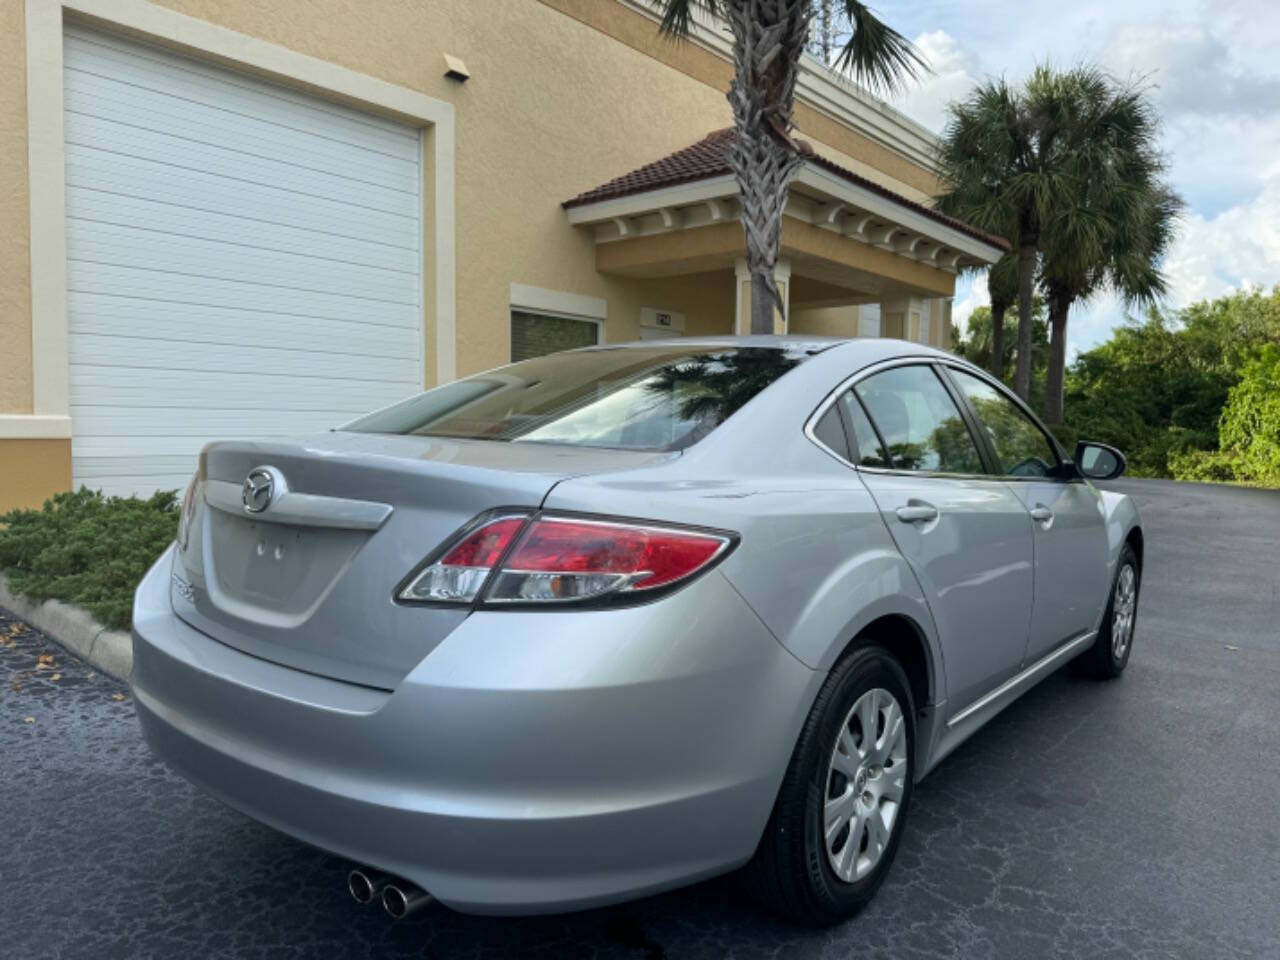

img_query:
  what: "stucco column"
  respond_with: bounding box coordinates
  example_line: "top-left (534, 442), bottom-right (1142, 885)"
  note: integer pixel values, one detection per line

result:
top-left (735, 258), bottom-right (792, 335)
top-left (879, 296), bottom-right (925, 342)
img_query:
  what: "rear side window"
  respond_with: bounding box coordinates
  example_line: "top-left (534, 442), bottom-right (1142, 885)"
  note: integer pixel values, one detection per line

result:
top-left (812, 406), bottom-right (849, 459)
top-left (838, 392), bottom-right (892, 468)
top-left (853, 365), bottom-right (984, 474)
top-left (343, 346), bottom-right (815, 452)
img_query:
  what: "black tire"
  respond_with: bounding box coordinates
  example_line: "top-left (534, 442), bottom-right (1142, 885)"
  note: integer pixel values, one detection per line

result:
top-left (748, 644), bottom-right (915, 926)
top-left (1079, 543), bottom-right (1141, 679)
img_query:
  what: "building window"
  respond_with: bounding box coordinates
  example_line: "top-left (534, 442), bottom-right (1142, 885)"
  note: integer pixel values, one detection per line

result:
top-left (510, 310), bottom-right (600, 362)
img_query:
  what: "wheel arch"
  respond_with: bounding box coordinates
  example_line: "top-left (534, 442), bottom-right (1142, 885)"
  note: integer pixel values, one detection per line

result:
top-left (837, 613), bottom-right (934, 718)
top-left (1124, 524), bottom-right (1144, 571)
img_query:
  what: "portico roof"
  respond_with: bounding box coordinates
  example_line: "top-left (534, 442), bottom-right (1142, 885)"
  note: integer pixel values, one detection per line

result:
top-left (563, 129), bottom-right (1007, 274)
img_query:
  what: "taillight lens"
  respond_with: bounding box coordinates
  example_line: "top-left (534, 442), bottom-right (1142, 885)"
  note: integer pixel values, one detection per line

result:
top-left (398, 514), bottom-right (527, 603)
top-left (398, 514), bottom-right (732, 606)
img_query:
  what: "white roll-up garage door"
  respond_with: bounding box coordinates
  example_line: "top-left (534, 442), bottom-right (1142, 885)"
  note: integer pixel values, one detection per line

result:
top-left (63, 26), bottom-right (424, 497)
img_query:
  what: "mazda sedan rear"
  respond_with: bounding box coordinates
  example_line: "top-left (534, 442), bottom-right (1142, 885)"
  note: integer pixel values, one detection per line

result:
top-left (131, 337), bottom-right (1142, 925)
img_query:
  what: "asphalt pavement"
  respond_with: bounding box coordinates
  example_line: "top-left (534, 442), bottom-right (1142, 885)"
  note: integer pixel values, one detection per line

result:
top-left (2, 478), bottom-right (1278, 959)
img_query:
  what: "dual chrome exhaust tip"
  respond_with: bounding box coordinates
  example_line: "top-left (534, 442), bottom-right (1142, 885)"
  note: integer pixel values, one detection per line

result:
top-left (348, 867), bottom-right (434, 919)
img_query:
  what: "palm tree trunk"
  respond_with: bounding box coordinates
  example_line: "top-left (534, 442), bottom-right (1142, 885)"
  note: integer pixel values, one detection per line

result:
top-left (1044, 290), bottom-right (1071, 425)
top-left (1014, 239), bottom-right (1036, 399)
top-left (723, 0), bottom-right (810, 334)
top-left (989, 293), bottom-right (1009, 380)
top-left (750, 272), bottom-right (776, 334)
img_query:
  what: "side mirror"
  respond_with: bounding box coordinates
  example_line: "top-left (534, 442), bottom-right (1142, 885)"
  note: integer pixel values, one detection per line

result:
top-left (1074, 441), bottom-right (1127, 481)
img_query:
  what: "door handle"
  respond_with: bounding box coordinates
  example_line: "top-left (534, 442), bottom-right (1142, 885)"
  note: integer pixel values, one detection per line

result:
top-left (1029, 505), bottom-right (1054, 523)
top-left (895, 503), bottom-right (939, 524)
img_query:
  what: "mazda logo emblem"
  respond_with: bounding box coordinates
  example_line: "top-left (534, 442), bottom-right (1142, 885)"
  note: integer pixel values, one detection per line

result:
top-left (242, 467), bottom-right (277, 513)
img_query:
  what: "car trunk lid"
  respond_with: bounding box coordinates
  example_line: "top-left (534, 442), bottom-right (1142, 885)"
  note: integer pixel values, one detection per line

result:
top-left (172, 431), bottom-right (671, 689)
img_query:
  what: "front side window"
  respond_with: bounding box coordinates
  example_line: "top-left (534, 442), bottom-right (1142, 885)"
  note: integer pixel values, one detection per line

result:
top-left (947, 369), bottom-right (1060, 477)
top-left (343, 346), bottom-right (814, 452)
top-left (853, 365), bottom-right (984, 474)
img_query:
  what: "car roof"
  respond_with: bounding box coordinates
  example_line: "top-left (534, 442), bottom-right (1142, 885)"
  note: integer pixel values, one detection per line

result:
top-left (586, 335), bottom-right (954, 365)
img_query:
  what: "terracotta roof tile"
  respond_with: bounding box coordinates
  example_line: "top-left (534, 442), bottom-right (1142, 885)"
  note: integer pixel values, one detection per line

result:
top-left (563, 128), bottom-right (1009, 253)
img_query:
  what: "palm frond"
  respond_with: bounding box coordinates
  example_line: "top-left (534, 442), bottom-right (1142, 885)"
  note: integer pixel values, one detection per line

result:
top-left (653, 0), bottom-right (722, 39)
top-left (832, 0), bottom-right (928, 94)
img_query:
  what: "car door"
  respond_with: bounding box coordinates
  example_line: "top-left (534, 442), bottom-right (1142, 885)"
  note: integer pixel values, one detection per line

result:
top-left (943, 365), bottom-right (1111, 665)
top-left (838, 362), bottom-right (1036, 713)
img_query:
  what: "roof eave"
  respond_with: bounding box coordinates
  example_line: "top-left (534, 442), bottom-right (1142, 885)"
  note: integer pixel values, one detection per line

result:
top-left (565, 163), bottom-right (1005, 268)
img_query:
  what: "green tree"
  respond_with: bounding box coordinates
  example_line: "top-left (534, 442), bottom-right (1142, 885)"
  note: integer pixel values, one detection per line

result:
top-left (953, 297), bottom-right (1049, 407)
top-left (1215, 345), bottom-right (1280, 485)
top-left (1038, 70), bottom-right (1182, 424)
top-left (656, 1), bottom-right (925, 333)
top-left (1063, 288), bottom-right (1280, 477)
top-left (1172, 345), bottom-right (1280, 486)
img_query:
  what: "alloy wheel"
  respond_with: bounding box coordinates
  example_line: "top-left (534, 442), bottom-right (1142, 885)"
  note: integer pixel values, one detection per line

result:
top-left (1111, 563), bottom-right (1137, 660)
top-left (823, 687), bottom-right (909, 883)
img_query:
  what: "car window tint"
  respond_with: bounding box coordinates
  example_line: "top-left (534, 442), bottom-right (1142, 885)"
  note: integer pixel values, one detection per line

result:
top-left (947, 369), bottom-right (1059, 477)
top-left (812, 405), bottom-right (849, 459)
top-left (838, 392), bottom-right (892, 468)
top-left (342, 346), bottom-right (816, 452)
top-left (853, 365), bottom-right (984, 474)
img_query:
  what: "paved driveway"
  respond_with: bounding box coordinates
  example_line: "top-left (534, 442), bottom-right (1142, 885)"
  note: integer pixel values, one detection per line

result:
top-left (3, 478), bottom-right (1278, 959)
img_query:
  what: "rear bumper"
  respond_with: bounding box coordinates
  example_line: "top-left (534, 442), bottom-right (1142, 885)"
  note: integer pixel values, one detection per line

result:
top-left (130, 546), bottom-right (818, 913)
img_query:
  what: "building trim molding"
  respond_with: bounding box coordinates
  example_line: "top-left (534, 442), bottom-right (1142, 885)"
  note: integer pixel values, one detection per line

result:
top-left (509, 283), bottom-right (609, 322)
top-left (24, 0), bottom-right (458, 415)
top-left (0, 415), bottom-right (73, 439)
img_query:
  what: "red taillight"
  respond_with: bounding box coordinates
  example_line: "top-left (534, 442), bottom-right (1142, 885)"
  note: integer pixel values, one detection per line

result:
top-left (398, 514), bottom-right (732, 605)
top-left (438, 516), bottom-right (526, 567)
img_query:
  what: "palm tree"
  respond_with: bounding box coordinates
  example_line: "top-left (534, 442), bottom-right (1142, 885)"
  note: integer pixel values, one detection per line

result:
top-left (1037, 76), bottom-right (1182, 423)
top-left (939, 67), bottom-right (1162, 401)
top-left (655, 1), bottom-right (926, 334)
top-left (936, 79), bottom-right (1028, 387)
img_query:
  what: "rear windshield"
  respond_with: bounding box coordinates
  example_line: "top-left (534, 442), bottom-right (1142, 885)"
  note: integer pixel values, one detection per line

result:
top-left (342, 346), bottom-right (815, 452)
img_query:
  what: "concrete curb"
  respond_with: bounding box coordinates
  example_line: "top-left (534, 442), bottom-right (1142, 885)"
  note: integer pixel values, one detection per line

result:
top-left (0, 573), bottom-right (132, 680)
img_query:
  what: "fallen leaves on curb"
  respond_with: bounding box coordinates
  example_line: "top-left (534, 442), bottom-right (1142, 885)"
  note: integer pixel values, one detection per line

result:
top-left (23, 717), bottom-right (35, 724)
top-left (111, 693), bottom-right (127, 702)
top-left (49, 673), bottom-right (61, 681)
top-left (36, 653), bottom-right (56, 670)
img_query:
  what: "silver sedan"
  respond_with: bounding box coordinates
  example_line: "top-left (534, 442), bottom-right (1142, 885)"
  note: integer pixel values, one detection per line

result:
top-left (131, 336), bottom-right (1142, 925)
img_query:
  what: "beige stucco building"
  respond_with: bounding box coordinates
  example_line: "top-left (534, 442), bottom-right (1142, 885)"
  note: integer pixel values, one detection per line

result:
top-left (0, 0), bottom-right (1004, 510)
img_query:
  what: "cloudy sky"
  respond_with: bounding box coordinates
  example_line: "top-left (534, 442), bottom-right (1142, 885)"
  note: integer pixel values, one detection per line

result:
top-left (875, 0), bottom-right (1280, 355)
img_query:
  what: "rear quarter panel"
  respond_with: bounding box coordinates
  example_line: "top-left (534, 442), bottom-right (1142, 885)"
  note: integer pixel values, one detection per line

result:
top-left (540, 411), bottom-right (946, 710)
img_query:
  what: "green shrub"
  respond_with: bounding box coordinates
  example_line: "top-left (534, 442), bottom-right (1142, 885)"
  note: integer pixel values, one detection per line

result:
top-left (1169, 345), bottom-right (1280, 487)
top-left (0, 487), bottom-right (178, 630)
top-left (1168, 449), bottom-right (1242, 483)
top-left (1215, 345), bottom-right (1280, 486)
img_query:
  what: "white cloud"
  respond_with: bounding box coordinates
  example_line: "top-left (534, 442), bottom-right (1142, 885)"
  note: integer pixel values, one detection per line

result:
top-left (892, 30), bottom-right (980, 134)
top-left (882, 3), bottom-right (1280, 353)
top-left (1163, 174), bottom-right (1280, 305)
top-left (951, 272), bottom-right (990, 334)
